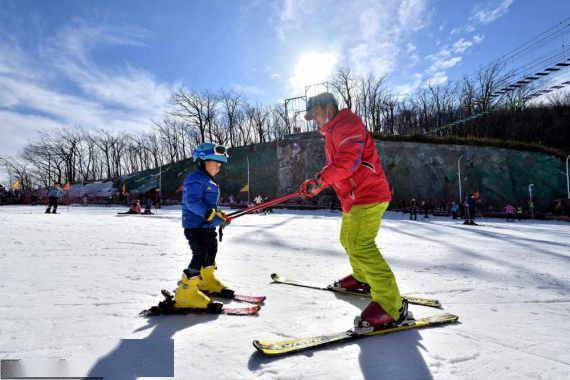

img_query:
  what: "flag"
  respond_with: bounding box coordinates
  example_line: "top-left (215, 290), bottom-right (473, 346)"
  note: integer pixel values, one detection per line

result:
top-left (240, 184), bottom-right (249, 192)
top-left (11, 180), bottom-right (20, 190)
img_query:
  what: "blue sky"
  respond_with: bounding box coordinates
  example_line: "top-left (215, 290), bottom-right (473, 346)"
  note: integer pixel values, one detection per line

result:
top-left (0, 0), bottom-right (569, 162)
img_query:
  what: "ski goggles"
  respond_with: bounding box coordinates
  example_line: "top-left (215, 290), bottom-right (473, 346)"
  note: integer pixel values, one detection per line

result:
top-left (206, 145), bottom-right (230, 158)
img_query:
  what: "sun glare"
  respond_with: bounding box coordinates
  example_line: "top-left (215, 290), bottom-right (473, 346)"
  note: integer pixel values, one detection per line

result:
top-left (289, 52), bottom-right (338, 92)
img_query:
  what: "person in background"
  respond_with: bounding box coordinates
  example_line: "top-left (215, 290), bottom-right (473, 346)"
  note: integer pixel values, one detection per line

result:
top-left (128, 199), bottom-right (142, 214)
top-left (45, 183), bottom-right (64, 214)
top-left (464, 193), bottom-right (478, 225)
top-left (422, 200), bottom-right (429, 219)
top-left (505, 203), bottom-right (516, 222)
top-left (516, 205), bottom-right (523, 221)
top-left (409, 198), bottom-right (418, 221)
top-left (450, 201), bottom-right (460, 219)
top-left (528, 200), bottom-right (535, 219)
top-left (254, 194), bottom-right (263, 213)
top-left (143, 196), bottom-right (153, 215)
top-left (263, 195), bottom-right (273, 214)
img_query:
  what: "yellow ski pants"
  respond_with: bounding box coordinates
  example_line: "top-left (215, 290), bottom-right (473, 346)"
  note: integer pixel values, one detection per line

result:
top-left (340, 202), bottom-right (402, 319)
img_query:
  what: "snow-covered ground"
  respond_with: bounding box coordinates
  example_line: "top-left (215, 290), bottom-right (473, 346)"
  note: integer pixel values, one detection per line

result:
top-left (0, 205), bottom-right (569, 379)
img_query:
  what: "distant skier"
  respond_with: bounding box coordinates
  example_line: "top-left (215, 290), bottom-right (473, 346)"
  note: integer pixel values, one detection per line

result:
top-left (464, 193), bottom-right (478, 225)
top-left (254, 194), bottom-right (263, 214)
top-left (528, 200), bottom-right (535, 219)
top-left (450, 201), bottom-right (459, 219)
top-left (505, 203), bottom-right (516, 222)
top-left (300, 92), bottom-right (408, 330)
top-left (516, 205), bottom-right (523, 221)
top-left (143, 196), bottom-right (153, 215)
top-left (263, 195), bottom-right (273, 214)
top-left (128, 199), bottom-right (142, 214)
top-left (173, 143), bottom-right (232, 312)
top-left (422, 199), bottom-right (429, 218)
top-left (409, 198), bottom-right (418, 220)
top-left (45, 183), bottom-right (63, 214)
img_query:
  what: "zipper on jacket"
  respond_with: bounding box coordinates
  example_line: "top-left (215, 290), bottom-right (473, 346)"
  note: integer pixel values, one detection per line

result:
top-left (349, 178), bottom-right (357, 200)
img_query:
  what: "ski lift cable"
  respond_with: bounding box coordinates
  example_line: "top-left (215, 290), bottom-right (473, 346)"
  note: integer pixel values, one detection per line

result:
top-left (482, 17), bottom-right (570, 70)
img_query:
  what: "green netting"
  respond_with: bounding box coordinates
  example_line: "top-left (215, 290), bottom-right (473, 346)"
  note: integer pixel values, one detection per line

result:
top-left (119, 142), bottom-right (279, 201)
top-left (119, 134), bottom-right (566, 211)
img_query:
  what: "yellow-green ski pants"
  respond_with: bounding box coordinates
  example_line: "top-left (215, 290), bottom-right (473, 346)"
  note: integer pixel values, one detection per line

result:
top-left (340, 202), bottom-right (402, 319)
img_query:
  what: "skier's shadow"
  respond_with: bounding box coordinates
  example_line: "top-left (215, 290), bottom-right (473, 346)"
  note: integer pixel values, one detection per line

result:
top-left (86, 313), bottom-right (218, 380)
top-left (356, 330), bottom-right (432, 380)
top-left (333, 293), bottom-right (434, 379)
top-left (248, 293), bottom-right (433, 379)
top-left (247, 327), bottom-right (432, 380)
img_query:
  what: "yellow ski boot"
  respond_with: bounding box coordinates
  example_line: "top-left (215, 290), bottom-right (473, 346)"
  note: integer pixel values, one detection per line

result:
top-left (199, 266), bottom-right (235, 298)
top-left (174, 274), bottom-right (216, 310)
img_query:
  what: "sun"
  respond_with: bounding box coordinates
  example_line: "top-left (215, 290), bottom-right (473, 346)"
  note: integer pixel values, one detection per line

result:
top-left (289, 52), bottom-right (338, 93)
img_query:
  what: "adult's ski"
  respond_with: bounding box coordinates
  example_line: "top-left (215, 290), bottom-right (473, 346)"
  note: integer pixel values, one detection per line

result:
top-left (270, 273), bottom-right (442, 309)
top-left (140, 289), bottom-right (260, 316)
top-left (253, 313), bottom-right (459, 356)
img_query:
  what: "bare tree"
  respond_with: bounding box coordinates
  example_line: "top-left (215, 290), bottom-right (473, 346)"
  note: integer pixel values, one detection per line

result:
top-left (171, 88), bottom-right (208, 143)
top-left (220, 91), bottom-right (242, 147)
top-left (331, 68), bottom-right (357, 110)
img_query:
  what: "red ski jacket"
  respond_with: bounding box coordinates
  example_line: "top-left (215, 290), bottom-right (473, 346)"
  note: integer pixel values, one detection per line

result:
top-left (318, 109), bottom-right (391, 213)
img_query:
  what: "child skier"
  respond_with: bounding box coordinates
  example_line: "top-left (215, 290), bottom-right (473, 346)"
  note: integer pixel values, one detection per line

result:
top-left (173, 143), bottom-right (232, 312)
top-left (300, 92), bottom-right (408, 331)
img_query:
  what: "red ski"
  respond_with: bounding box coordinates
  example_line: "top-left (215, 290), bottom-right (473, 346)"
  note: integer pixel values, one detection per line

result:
top-left (204, 289), bottom-right (266, 305)
top-left (232, 294), bottom-right (266, 304)
top-left (140, 290), bottom-right (260, 316)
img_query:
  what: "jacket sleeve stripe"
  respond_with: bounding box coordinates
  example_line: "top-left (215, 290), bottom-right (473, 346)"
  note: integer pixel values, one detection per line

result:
top-left (349, 142), bottom-right (365, 172)
top-left (338, 134), bottom-right (365, 147)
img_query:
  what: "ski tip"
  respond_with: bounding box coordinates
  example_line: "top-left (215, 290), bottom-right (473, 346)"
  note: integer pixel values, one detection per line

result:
top-left (222, 304), bottom-right (261, 316)
top-left (252, 339), bottom-right (276, 356)
top-left (270, 273), bottom-right (279, 281)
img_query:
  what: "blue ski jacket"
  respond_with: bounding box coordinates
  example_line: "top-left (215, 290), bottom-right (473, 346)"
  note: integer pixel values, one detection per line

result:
top-left (48, 188), bottom-right (64, 198)
top-left (182, 169), bottom-right (225, 228)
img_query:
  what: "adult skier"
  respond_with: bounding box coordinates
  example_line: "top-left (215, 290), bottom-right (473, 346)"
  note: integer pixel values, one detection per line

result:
top-left (504, 203), bottom-right (516, 222)
top-left (299, 92), bottom-right (408, 330)
top-left (409, 198), bottom-right (418, 220)
top-left (173, 143), bottom-right (232, 311)
top-left (450, 201), bottom-right (460, 219)
top-left (464, 193), bottom-right (478, 225)
top-left (45, 183), bottom-right (64, 214)
top-left (143, 196), bottom-right (153, 215)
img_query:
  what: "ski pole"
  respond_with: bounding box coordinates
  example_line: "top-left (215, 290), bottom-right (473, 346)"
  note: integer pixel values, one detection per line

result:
top-left (219, 191), bottom-right (302, 242)
top-left (226, 191), bottom-right (302, 221)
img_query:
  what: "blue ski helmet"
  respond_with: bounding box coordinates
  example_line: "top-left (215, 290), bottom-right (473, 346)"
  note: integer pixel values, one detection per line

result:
top-left (192, 143), bottom-right (229, 163)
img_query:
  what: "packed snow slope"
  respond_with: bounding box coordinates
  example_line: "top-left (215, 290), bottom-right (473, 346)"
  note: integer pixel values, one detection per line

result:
top-left (0, 205), bottom-right (569, 379)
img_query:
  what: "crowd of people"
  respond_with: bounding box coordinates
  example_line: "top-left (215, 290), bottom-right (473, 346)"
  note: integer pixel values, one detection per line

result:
top-left (402, 192), bottom-right (551, 223)
top-left (1, 182), bottom-right (569, 221)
